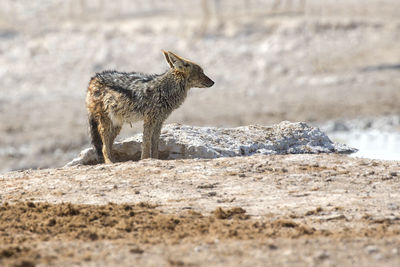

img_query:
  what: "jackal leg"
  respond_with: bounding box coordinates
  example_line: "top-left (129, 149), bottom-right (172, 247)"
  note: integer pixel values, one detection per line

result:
top-left (151, 120), bottom-right (163, 159)
top-left (98, 117), bottom-right (114, 164)
top-left (108, 124), bottom-right (121, 162)
top-left (141, 118), bottom-right (155, 159)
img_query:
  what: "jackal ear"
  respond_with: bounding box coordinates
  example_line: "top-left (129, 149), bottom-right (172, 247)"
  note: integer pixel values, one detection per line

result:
top-left (162, 50), bottom-right (174, 68)
top-left (167, 51), bottom-right (186, 70)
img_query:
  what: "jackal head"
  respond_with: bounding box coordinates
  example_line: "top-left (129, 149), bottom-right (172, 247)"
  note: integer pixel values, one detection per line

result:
top-left (163, 50), bottom-right (214, 88)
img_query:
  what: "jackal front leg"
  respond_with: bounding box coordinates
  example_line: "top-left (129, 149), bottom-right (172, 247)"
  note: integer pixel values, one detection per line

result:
top-left (141, 118), bottom-right (155, 159)
top-left (151, 120), bottom-right (163, 159)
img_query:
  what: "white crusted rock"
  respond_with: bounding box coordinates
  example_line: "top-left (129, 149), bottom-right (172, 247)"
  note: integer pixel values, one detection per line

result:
top-left (65, 121), bottom-right (357, 166)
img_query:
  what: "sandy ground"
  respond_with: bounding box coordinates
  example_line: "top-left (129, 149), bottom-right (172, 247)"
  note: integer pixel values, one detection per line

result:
top-left (1, 154), bottom-right (400, 266)
top-left (1, 0), bottom-right (400, 266)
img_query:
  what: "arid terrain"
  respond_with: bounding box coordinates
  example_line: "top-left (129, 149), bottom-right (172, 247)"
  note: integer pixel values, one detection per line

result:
top-left (0, 0), bottom-right (400, 266)
top-left (1, 154), bottom-right (400, 266)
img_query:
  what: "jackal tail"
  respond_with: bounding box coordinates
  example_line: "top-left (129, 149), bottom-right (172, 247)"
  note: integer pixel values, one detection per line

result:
top-left (89, 115), bottom-right (104, 163)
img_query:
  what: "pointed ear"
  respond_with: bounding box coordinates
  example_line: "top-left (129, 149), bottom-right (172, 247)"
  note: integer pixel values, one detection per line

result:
top-left (162, 50), bottom-right (174, 68)
top-left (167, 51), bottom-right (186, 69)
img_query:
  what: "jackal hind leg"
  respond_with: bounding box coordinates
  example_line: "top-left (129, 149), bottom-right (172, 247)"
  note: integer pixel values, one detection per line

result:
top-left (151, 120), bottom-right (163, 159)
top-left (109, 124), bottom-right (122, 162)
top-left (98, 117), bottom-right (114, 164)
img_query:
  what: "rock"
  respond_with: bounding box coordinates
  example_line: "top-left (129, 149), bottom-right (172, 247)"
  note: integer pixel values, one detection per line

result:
top-left (315, 250), bottom-right (330, 260)
top-left (365, 245), bottom-right (379, 254)
top-left (65, 121), bottom-right (357, 166)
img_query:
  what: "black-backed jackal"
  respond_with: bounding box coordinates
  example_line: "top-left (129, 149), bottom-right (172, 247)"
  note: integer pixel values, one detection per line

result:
top-left (86, 51), bottom-right (214, 163)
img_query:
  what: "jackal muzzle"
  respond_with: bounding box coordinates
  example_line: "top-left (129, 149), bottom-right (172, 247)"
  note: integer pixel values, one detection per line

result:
top-left (203, 76), bottom-right (214, 87)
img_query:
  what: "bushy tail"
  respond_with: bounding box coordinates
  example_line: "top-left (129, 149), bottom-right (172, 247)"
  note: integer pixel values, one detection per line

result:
top-left (89, 116), bottom-right (104, 163)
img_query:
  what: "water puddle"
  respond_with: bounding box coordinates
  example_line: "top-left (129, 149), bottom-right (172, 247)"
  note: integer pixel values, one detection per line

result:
top-left (318, 116), bottom-right (400, 161)
top-left (328, 130), bottom-right (400, 161)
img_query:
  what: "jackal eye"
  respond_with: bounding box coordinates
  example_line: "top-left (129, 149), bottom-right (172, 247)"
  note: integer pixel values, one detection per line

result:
top-left (183, 63), bottom-right (189, 67)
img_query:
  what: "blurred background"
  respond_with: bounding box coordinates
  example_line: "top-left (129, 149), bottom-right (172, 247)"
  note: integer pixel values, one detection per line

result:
top-left (0, 0), bottom-right (399, 172)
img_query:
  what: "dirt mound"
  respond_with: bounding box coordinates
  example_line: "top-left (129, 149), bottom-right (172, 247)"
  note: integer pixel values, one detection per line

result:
top-left (1, 201), bottom-right (400, 266)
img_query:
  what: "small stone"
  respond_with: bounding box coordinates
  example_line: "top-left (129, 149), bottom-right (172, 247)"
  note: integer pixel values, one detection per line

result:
top-left (47, 218), bottom-right (56, 226)
top-left (315, 251), bottom-right (329, 260)
top-left (365, 245), bottom-right (379, 254)
top-left (130, 248), bottom-right (144, 254)
top-left (388, 203), bottom-right (399, 210)
top-left (197, 184), bottom-right (216, 189)
top-left (268, 244), bottom-right (278, 250)
top-left (207, 192), bottom-right (217, 197)
top-left (283, 250), bottom-right (292, 256)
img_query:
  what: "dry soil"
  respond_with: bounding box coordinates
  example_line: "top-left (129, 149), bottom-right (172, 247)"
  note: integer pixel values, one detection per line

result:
top-left (1, 154), bottom-right (400, 266)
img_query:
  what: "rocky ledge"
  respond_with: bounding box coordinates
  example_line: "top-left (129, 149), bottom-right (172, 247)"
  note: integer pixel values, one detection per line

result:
top-left (66, 121), bottom-right (356, 166)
